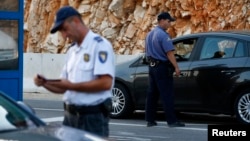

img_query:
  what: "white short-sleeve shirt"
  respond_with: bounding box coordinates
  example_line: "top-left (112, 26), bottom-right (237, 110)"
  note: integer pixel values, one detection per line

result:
top-left (60, 30), bottom-right (115, 106)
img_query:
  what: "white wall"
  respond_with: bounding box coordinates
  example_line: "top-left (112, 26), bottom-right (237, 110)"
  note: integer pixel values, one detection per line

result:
top-left (23, 53), bottom-right (140, 94)
top-left (23, 53), bottom-right (66, 93)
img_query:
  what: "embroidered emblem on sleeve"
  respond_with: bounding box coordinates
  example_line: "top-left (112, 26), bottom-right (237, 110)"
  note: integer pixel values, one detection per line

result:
top-left (99, 51), bottom-right (108, 63)
top-left (84, 53), bottom-right (90, 62)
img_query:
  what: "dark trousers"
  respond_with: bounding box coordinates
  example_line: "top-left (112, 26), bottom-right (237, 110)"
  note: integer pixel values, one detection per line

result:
top-left (145, 62), bottom-right (177, 124)
top-left (63, 110), bottom-right (109, 137)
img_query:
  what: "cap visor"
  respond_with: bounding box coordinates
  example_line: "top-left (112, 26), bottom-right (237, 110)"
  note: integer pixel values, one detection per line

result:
top-left (170, 18), bottom-right (176, 22)
top-left (50, 21), bottom-right (63, 33)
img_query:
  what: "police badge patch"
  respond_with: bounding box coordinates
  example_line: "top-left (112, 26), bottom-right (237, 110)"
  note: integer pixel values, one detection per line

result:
top-left (99, 51), bottom-right (108, 63)
top-left (84, 53), bottom-right (90, 62)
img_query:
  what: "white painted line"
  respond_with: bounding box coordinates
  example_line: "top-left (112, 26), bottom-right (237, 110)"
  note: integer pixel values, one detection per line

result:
top-left (110, 122), bottom-right (207, 131)
top-left (34, 108), bottom-right (64, 111)
top-left (42, 117), bottom-right (207, 131)
top-left (42, 116), bottom-right (63, 122)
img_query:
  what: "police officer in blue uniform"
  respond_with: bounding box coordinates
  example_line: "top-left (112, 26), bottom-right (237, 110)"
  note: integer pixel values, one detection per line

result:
top-left (34, 6), bottom-right (115, 138)
top-left (145, 12), bottom-right (185, 127)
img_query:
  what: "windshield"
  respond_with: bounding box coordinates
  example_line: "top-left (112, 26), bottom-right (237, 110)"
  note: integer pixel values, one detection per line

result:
top-left (0, 94), bottom-right (37, 132)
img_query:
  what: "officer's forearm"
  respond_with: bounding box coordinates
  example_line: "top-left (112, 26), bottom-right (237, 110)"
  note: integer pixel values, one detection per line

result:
top-left (70, 75), bottom-right (113, 93)
top-left (43, 82), bottom-right (66, 94)
top-left (166, 51), bottom-right (179, 69)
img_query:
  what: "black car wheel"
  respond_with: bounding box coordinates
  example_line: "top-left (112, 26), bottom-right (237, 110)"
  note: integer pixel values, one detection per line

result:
top-left (234, 89), bottom-right (250, 124)
top-left (111, 83), bottom-right (134, 118)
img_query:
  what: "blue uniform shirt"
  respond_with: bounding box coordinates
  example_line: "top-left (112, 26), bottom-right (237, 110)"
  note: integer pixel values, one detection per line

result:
top-left (145, 26), bottom-right (175, 61)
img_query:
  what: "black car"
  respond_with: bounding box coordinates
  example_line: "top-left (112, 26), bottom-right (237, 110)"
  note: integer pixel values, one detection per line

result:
top-left (111, 30), bottom-right (250, 124)
top-left (0, 91), bottom-right (107, 141)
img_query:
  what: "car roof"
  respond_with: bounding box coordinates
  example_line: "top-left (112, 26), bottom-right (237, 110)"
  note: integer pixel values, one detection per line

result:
top-left (174, 30), bottom-right (250, 41)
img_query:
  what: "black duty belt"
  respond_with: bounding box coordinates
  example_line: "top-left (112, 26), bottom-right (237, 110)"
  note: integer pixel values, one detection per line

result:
top-left (64, 103), bottom-right (102, 116)
top-left (148, 56), bottom-right (171, 67)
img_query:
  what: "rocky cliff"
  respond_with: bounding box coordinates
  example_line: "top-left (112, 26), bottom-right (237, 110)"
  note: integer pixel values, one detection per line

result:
top-left (24, 0), bottom-right (250, 54)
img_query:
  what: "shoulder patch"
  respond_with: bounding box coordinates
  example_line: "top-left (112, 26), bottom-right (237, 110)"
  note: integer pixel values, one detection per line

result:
top-left (99, 51), bottom-right (108, 63)
top-left (94, 36), bottom-right (103, 43)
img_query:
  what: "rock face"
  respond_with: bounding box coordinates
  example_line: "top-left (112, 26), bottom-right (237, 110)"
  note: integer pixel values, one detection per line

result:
top-left (24, 0), bottom-right (250, 54)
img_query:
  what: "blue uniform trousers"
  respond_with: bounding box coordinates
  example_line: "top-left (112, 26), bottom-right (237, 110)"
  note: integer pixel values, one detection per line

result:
top-left (145, 62), bottom-right (177, 124)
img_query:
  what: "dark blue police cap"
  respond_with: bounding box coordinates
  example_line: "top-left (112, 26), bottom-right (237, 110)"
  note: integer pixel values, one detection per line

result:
top-left (157, 12), bottom-right (175, 21)
top-left (50, 6), bottom-right (81, 33)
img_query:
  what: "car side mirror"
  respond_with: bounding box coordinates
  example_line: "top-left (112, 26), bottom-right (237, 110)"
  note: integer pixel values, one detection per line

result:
top-left (17, 101), bottom-right (36, 114)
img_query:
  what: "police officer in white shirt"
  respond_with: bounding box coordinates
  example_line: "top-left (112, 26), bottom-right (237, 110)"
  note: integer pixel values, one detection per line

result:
top-left (34, 6), bottom-right (115, 138)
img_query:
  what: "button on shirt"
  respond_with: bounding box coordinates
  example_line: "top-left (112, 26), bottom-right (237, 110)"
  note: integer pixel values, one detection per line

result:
top-left (145, 26), bottom-right (175, 61)
top-left (60, 30), bottom-right (115, 106)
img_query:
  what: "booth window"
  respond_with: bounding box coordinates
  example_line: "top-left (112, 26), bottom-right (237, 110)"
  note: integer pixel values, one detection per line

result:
top-left (0, 0), bottom-right (19, 70)
top-left (0, 0), bottom-right (19, 11)
top-left (0, 20), bottom-right (18, 70)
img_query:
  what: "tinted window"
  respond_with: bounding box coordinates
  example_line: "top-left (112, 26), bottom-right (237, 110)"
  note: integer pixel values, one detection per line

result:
top-left (199, 37), bottom-right (244, 60)
top-left (234, 42), bottom-right (245, 57)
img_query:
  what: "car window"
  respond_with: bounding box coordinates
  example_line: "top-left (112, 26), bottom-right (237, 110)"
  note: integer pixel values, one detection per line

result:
top-left (234, 42), bottom-right (245, 57)
top-left (174, 38), bottom-right (197, 61)
top-left (199, 37), bottom-right (245, 60)
top-left (0, 94), bottom-right (37, 131)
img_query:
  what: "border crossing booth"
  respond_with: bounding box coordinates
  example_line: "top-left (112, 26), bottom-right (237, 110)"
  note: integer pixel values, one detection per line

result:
top-left (0, 0), bottom-right (24, 101)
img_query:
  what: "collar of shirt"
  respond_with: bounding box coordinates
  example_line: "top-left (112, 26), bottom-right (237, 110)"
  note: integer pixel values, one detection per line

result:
top-left (80, 30), bottom-right (94, 49)
top-left (71, 30), bottom-right (94, 53)
top-left (156, 26), bottom-right (168, 34)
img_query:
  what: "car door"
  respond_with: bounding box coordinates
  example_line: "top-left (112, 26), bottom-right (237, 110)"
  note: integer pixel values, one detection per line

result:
top-left (133, 37), bottom-right (199, 109)
top-left (132, 55), bottom-right (150, 108)
top-left (185, 36), bottom-right (248, 111)
top-left (172, 37), bottom-right (199, 108)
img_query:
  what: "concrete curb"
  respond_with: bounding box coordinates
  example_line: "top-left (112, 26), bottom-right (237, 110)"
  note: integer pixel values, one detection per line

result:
top-left (23, 92), bottom-right (63, 101)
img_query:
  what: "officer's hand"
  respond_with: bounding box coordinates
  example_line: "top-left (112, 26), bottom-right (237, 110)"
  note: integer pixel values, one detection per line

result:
top-left (34, 74), bottom-right (46, 86)
top-left (175, 67), bottom-right (181, 77)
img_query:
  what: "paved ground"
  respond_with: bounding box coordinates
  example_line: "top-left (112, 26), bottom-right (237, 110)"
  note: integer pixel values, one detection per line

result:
top-left (23, 92), bottom-right (63, 101)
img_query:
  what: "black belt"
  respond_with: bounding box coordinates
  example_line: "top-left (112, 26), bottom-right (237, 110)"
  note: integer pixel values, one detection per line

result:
top-left (64, 103), bottom-right (102, 116)
top-left (148, 56), bottom-right (171, 67)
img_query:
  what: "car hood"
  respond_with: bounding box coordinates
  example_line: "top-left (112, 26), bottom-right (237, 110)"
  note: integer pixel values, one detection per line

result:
top-left (0, 124), bottom-right (106, 141)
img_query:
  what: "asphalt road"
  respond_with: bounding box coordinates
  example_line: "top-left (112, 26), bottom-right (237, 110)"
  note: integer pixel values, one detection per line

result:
top-left (23, 98), bottom-right (238, 141)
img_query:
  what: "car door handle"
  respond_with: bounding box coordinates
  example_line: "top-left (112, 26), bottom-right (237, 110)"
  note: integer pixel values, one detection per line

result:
top-left (180, 72), bottom-right (188, 76)
top-left (221, 70), bottom-right (236, 75)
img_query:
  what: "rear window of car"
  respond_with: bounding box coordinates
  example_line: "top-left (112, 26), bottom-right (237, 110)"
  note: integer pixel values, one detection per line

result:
top-left (200, 37), bottom-right (246, 60)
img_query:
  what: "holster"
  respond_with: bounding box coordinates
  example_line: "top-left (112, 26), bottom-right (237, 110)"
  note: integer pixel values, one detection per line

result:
top-left (148, 57), bottom-right (160, 67)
